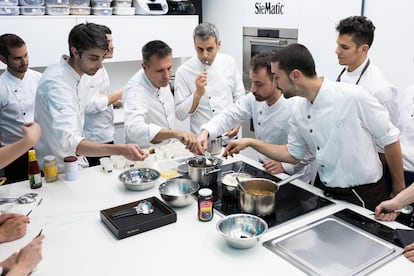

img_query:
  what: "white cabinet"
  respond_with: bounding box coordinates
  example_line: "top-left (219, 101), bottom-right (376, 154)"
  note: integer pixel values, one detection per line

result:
top-left (0, 15), bottom-right (198, 69)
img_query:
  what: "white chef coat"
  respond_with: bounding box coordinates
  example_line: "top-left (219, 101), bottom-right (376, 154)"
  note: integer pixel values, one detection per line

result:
top-left (34, 56), bottom-right (87, 172)
top-left (174, 53), bottom-right (245, 134)
top-left (201, 93), bottom-right (313, 183)
top-left (79, 67), bottom-right (115, 144)
top-left (0, 69), bottom-right (41, 145)
top-left (397, 85), bottom-right (414, 172)
top-left (339, 58), bottom-right (399, 126)
top-left (123, 69), bottom-right (176, 148)
top-left (288, 78), bottom-right (399, 188)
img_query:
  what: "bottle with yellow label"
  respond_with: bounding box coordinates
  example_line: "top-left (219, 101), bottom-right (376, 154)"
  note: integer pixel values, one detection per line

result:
top-left (28, 150), bottom-right (42, 189)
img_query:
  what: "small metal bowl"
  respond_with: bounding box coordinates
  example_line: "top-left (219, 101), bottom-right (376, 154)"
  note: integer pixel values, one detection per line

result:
top-left (119, 168), bottom-right (160, 191)
top-left (216, 213), bottom-right (268, 249)
top-left (158, 178), bottom-right (199, 207)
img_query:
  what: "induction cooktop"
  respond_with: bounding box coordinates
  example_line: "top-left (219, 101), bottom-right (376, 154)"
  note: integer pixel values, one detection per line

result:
top-left (210, 161), bottom-right (334, 229)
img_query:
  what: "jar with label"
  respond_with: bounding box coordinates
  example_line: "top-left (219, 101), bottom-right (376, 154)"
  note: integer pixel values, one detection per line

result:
top-left (43, 155), bottom-right (58, 182)
top-left (28, 149), bottom-right (42, 189)
top-left (198, 188), bottom-right (213, 222)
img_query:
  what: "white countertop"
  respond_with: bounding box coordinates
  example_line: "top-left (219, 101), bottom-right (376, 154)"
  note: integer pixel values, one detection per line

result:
top-left (0, 154), bottom-right (412, 275)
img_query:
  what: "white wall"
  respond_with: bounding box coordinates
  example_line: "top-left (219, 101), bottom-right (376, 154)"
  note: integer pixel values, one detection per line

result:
top-left (364, 0), bottom-right (414, 92)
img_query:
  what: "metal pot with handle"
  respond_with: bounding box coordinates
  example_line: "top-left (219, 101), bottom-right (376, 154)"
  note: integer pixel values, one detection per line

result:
top-left (187, 156), bottom-right (223, 187)
top-left (238, 171), bottom-right (305, 216)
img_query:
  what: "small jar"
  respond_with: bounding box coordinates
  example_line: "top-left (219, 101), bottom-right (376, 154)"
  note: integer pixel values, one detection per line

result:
top-left (198, 188), bottom-right (213, 222)
top-left (63, 156), bottom-right (79, 181)
top-left (43, 155), bottom-right (58, 183)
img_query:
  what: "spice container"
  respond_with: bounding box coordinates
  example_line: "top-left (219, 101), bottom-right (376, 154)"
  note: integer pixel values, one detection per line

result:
top-left (198, 188), bottom-right (213, 222)
top-left (63, 156), bottom-right (79, 181)
top-left (28, 150), bottom-right (42, 189)
top-left (43, 155), bottom-right (58, 182)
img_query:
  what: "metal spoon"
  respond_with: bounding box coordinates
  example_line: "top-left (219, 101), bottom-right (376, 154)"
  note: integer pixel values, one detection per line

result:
top-left (111, 200), bottom-right (154, 219)
top-left (236, 175), bottom-right (248, 194)
top-left (0, 194), bottom-right (37, 204)
top-left (204, 151), bottom-right (212, 166)
top-left (385, 205), bottom-right (413, 215)
top-left (203, 60), bottom-right (209, 71)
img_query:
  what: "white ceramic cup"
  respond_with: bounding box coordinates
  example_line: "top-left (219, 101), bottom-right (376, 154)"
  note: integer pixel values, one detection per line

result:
top-left (64, 156), bottom-right (79, 181)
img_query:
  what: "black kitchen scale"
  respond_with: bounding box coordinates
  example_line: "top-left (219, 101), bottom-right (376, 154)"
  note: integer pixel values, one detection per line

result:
top-left (205, 161), bottom-right (334, 229)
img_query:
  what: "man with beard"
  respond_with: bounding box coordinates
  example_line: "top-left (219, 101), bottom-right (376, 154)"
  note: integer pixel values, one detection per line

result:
top-left (123, 40), bottom-right (198, 151)
top-left (0, 34), bottom-right (42, 183)
top-left (223, 44), bottom-right (404, 211)
top-left (34, 23), bottom-right (147, 172)
top-left (197, 52), bottom-right (313, 182)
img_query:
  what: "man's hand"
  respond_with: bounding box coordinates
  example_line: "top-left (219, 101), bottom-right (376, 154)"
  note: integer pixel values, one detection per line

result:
top-left (0, 215), bottom-right (29, 243)
top-left (222, 138), bottom-right (251, 158)
top-left (262, 160), bottom-right (284, 175)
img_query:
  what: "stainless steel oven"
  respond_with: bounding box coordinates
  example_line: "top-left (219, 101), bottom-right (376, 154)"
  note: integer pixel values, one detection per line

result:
top-left (242, 27), bottom-right (298, 139)
top-left (243, 26), bottom-right (298, 89)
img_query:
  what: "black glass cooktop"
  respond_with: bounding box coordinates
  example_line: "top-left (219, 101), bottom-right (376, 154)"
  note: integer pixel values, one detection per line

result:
top-left (395, 204), bottom-right (414, 229)
top-left (207, 161), bottom-right (334, 229)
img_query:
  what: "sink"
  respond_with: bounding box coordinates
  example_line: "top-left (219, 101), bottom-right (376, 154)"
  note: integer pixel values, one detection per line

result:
top-left (263, 208), bottom-right (403, 275)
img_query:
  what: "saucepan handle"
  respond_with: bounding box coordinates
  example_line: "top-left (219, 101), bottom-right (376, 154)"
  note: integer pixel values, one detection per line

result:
top-left (276, 171), bottom-right (305, 186)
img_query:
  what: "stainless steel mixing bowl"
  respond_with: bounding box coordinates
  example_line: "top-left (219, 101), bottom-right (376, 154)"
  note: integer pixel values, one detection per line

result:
top-left (216, 213), bottom-right (268, 249)
top-left (158, 178), bottom-right (200, 207)
top-left (119, 168), bottom-right (160, 191)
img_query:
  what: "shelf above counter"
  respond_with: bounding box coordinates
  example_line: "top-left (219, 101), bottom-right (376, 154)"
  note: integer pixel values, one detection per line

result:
top-left (0, 15), bottom-right (199, 69)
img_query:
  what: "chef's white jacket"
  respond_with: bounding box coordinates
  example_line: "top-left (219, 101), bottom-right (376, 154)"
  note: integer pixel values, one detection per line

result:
top-left (123, 69), bottom-right (176, 148)
top-left (397, 85), bottom-right (414, 172)
top-left (288, 78), bottom-right (399, 188)
top-left (174, 53), bottom-right (245, 134)
top-left (79, 67), bottom-right (115, 144)
top-left (0, 69), bottom-right (41, 145)
top-left (34, 56), bottom-right (87, 172)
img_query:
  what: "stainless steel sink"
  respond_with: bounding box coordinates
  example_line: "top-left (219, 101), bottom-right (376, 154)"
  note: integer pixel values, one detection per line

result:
top-left (263, 209), bottom-right (403, 275)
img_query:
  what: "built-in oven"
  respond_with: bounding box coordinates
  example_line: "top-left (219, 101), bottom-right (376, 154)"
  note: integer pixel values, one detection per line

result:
top-left (242, 27), bottom-right (298, 139)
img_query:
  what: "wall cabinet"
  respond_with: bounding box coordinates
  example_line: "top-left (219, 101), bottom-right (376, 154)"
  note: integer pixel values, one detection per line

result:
top-left (0, 15), bottom-right (199, 69)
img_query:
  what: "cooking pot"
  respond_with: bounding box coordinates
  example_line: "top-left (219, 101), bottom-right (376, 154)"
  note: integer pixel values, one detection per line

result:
top-left (239, 171), bottom-right (305, 216)
top-left (207, 137), bottom-right (222, 155)
top-left (221, 172), bottom-right (252, 199)
top-left (187, 156), bottom-right (223, 187)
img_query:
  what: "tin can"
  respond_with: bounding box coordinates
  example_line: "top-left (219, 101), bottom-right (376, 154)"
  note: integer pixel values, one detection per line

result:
top-left (43, 155), bottom-right (58, 182)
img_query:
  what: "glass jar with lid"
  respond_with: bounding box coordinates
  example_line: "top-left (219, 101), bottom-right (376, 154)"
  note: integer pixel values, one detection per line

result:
top-left (43, 155), bottom-right (58, 182)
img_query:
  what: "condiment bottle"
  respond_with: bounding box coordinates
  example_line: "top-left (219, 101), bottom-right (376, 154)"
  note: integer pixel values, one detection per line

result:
top-left (28, 149), bottom-right (42, 189)
top-left (198, 188), bottom-right (213, 222)
top-left (43, 155), bottom-right (58, 183)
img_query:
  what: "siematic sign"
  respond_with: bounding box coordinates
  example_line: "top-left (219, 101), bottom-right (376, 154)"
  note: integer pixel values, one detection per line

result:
top-left (255, 1), bottom-right (285, 15)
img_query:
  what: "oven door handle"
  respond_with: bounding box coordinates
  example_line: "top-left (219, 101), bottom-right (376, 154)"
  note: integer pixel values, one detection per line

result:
top-left (249, 38), bottom-right (289, 46)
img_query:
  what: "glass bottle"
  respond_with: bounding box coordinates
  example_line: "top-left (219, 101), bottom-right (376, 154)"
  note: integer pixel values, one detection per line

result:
top-left (198, 188), bottom-right (213, 222)
top-left (28, 149), bottom-right (42, 189)
top-left (43, 155), bottom-right (58, 182)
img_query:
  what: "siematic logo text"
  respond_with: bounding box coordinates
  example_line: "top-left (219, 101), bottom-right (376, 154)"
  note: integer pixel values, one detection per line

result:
top-left (255, 1), bottom-right (285, 15)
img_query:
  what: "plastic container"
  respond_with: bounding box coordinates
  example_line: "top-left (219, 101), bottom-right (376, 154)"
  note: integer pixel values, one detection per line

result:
top-left (0, 5), bottom-right (19, 14)
top-left (43, 155), bottom-right (58, 182)
top-left (112, 0), bottom-right (131, 7)
top-left (112, 6), bottom-right (133, 15)
top-left (19, 0), bottom-right (44, 5)
top-left (69, 6), bottom-right (89, 14)
top-left (90, 0), bottom-right (111, 7)
top-left (0, 0), bottom-right (18, 6)
top-left (46, 5), bottom-right (69, 14)
top-left (69, 0), bottom-right (88, 6)
top-left (91, 7), bottom-right (112, 15)
top-left (20, 6), bottom-right (45, 15)
top-left (45, 0), bottom-right (68, 5)
top-left (198, 188), bottom-right (213, 222)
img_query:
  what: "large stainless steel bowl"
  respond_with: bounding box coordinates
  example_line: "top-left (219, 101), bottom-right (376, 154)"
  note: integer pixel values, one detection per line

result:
top-left (119, 168), bottom-right (160, 191)
top-left (158, 178), bottom-right (200, 207)
top-left (216, 213), bottom-right (268, 249)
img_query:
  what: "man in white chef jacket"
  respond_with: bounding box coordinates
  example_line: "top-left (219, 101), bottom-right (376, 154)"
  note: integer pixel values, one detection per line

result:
top-left (197, 51), bottom-right (313, 183)
top-left (123, 40), bottom-right (198, 152)
top-left (34, 23), bottom-right (147, 172)
top-left (223, 43), bottom-right (405, 211)
top-left (79, 25), bottom-right (123, 167)
top-left (174, 22), bottom-right (245, 135)
top-left (0, 34), bottom-right (41, 184)
top-left (335, 16), bottom-right (399, 195)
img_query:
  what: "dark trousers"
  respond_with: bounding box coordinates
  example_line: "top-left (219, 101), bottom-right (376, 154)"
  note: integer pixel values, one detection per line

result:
top-left (86, 141), bottom-right (114, 167)
top-left (3, 150), bottom-right (29, 184)
top-left (314, 174), bottom-right (388, 211)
